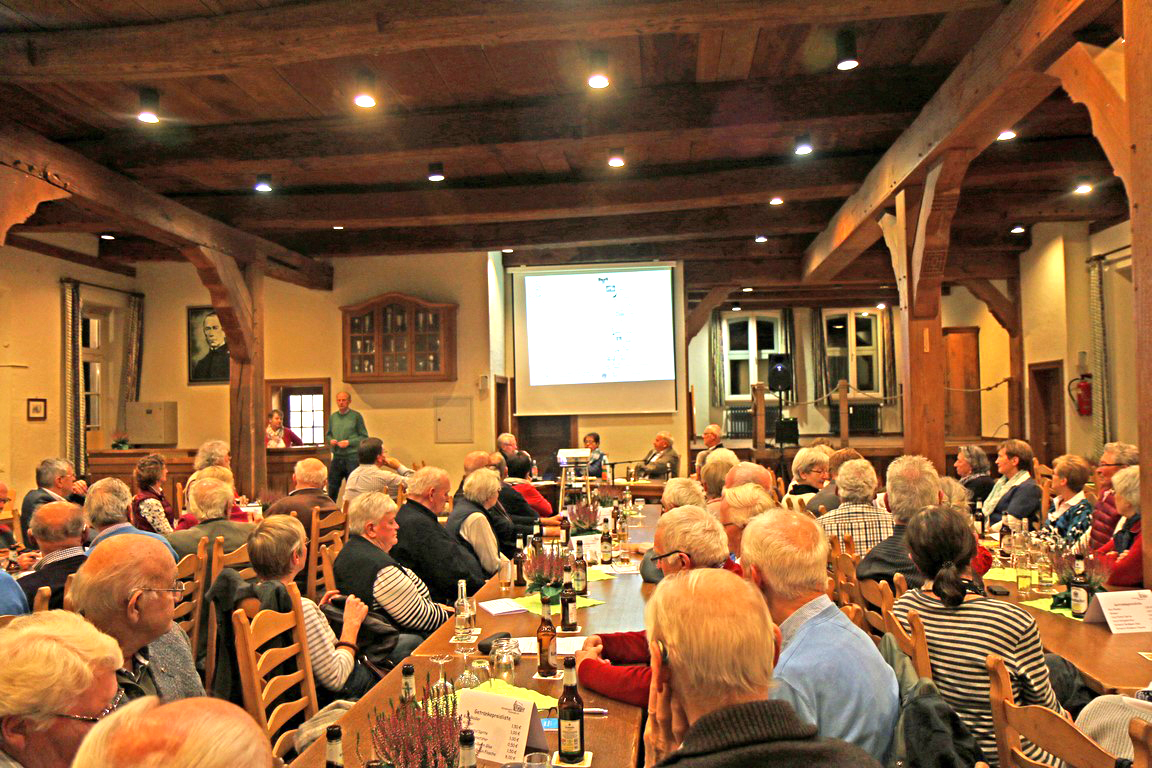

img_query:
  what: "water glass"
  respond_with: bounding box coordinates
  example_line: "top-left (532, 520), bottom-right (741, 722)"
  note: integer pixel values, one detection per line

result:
top-left (499, 560), bottom-right (513, 592)
top-left (525, 753), bottom-right (551, 767)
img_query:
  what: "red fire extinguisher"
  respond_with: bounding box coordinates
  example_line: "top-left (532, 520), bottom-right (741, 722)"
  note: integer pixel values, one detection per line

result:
top-left (1068, 374), bottom-right (1092, 417)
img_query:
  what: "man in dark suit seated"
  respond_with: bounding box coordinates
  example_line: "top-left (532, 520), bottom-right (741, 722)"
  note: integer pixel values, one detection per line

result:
top-left (16, 501), bottom-right (88, 610)
top-left (264, 457), bottom-right (337, 535)
top-left (638, 431), bottom-right (680, 480)
top-left (20, 457), bottom-right (87, 547)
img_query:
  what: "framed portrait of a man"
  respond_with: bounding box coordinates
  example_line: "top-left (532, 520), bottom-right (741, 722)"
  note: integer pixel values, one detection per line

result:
top-left (187, 306), bottom-right (230, 384)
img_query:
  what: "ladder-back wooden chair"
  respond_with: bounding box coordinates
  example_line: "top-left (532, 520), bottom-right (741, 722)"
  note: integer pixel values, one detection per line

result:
top-left (32, 585), bottom-right (51, 613)
top-left (306, 506), bottom-right (346, 601)
top-left (1130, 719), bottom-right (1152, 768)
top-left (855, 578), bottom-right (894, 642)
top-left (839, 603), bottom-right (866, 632)
top-left (174, 537), bottom-right (208, 657)
top-left (892, 572), bottom-right (910, 598)
top-left (61, 573), bottom-right (76, 612)
top-left (986, 653), bottom-right (1115, 768)
top-left (233, 582), bottom-right (318, 760)
top-left (832, 552), bottom-right (860, 607)
top-left (318, 538), bottom-right (344, 600)
top-left (174, 481), bottom-right (185, 517)
top-left (884, 607), bottom-right (932, 680)
top-left (205, 538), bottom-right (257, 692)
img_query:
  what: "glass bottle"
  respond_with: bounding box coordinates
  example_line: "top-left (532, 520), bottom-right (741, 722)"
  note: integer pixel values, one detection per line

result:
top-left (973, 500), bottom-right (985, 538)
top-left (600, 517), bottom-right (613, 564)
top-left (573, 541), bottom-right (588, 596)
top-left (454, 579), bottom-right (471, 636)
top-left (459, 729), bottom-right (477, 768)
top-left (558, 657), bottom-right (585, 763)
top-left (560, 515), bottom-right (572, 548)
top-left (537, 594), bottom-right (558, 677)
top-left (560, 565), bottom-right (578, 632)
top-left (1070, 554), bottom-right (1091, 619)
top-left (325, 725), bottom-right (343, 768)
top-left (513, 535), bottom-right (527, 587)
top-left (400, 663), bottom-right (416, 705)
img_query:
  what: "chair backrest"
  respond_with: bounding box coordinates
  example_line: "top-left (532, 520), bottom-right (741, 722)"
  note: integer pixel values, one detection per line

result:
top-left (855, 578), bottom-right (894, 640)
top-left (319, 538), bottom-right (344, 599)
top-left (884, 607), bottom-right (932, 680)
top-left (32, 585), bottom-right (51, 613)
top-left (839, 603), bottom-right (866, 631)
top-left (985, 653), bottom-right (1114, 768)
top-left (833, 552), bottom-right (860, 607)
top-left (841, 532), bottom-right (856, 556)
top-left (174, 481), bottom-right (185, 516)
top-left (206, 537), bottom-right (257, 692)
top-left (828, 534), bottom-right (842, 561)
top-left (892, 572), bottom-right (909, 598)
top-left (815, 504), bottom-right (827, 517)
top-left (9, 498), bottom-right (24, 549)
top-left (1039, 482), bottom-right (1052, 526)
top-left (0, 615), bottom-right (17, 629)
top-left (307, 506), bottom-right (346, 601)
top-left (776, 476), bottom-right (786, 500)
top-left (795, 496), bottom-right (807, 515)
top-left (232, 582), bottom-right (319, 759)
top-left (396, 485), bottom-right (407, 506)
top-left (62, 573), bottom-right (76, 612)
top-left (1130, 718), bottom-right (1152, 768)
top-left (174, 537), bottom-right (209, 656)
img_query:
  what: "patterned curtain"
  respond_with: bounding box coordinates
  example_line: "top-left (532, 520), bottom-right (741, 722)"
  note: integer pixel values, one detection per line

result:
top-left (881, 307), bottom-right (898, 400)
top-left (781, 308), bottom-right (797, 400)
top-left (117, 293), bottom-right (145, 434)
top-left (809, 309), bottom-right (829, 398)
top-left (709, 310), bottom-right (724, 408)
top-left (61, 281), bottom-right (87, 475)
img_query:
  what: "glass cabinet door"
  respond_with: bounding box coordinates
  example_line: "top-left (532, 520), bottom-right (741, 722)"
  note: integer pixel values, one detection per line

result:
top-left (348, 310), bottom-right (376, 374)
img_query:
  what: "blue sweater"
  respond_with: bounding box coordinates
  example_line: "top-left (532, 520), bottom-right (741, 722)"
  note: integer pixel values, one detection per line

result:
top-left (0, 571), bottom-right (29, 616)
top-left (771, 596), bottom-right (900, 762)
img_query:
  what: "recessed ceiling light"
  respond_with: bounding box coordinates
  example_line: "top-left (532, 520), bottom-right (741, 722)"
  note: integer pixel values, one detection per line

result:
top-left (997, 129), bottom-right (1017, 141)
top-left (587, 51), bottom-right (610, 89)
top-left (742, 287), bottom-right (753, 293)
top-left (836, 29), bottom-right (859, 71)
top-left (861, 311), bottom-right (870, 317)
top-left (769, 197), bottom-right (784, 206)
top-left (353, 70), bottom-right (377, 109)
top-left (99, 233), bottom-right (116, 241)
top-left (754, 235), bottom-right (768, 243)
top-left (794, 135), bottom-right (813, 156)
top-left (607, 149), bottom-right (625, 168)
top-left (1074, 181), bottom-right (1093, 195)
top-left (137, 87), bottom-right (160, 124)
top-left (502, 248), bottom-right (514, 254)
top-left (332, 225), bottom-right (345, 230)
top-left (876, 302), bottom-right (886, 310)
top-left (731, 305), bottom-right (742, 312)
top-left (1010, 225), bottom-right (1026, 234)
top-left (254, 174), bottom-right (273, 193)
top-left (427, 162), bottom-right (445, 182)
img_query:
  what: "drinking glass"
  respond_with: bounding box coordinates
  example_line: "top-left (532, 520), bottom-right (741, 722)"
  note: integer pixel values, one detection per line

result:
top-left (1013, 551), bottom-right (1033, 599)
top-left (499, 559), bottom-right (513, 592)
top-left (430, 654), bottom-right (454, 698)
top-left (455, 647), bottom-right (480, 689)
top-left (525, 753), bottom-right (551, 767)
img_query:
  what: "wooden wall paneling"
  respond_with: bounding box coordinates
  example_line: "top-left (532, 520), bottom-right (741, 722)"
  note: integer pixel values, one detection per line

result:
top-left (943, 327), bottom-right (981, 438)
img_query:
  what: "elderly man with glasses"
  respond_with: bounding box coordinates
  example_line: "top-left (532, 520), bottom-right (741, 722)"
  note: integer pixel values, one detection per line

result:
top-left (70, 536), bottom-right (204, 704)
top-left (0, 610), bottom-right (124, 768)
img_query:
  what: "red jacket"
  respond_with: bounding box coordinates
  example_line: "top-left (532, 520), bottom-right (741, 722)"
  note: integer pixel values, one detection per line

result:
top-left (1096, 517), bottom-right (1143, 587)
top-left (1089, 491), bottom-right (1121, 552)
top-left (510, 481), bottom-right (553, 518)
top-left (576, 629), bottom-right (650, 707)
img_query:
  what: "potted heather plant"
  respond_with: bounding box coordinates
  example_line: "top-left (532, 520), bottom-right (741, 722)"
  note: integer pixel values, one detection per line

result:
top-left (524, 544), bottom-right (565, 598)
top-left (1046, 548), bottom-right (1112, 612)
top-left (363, 680), bottom-right (464, 768)
top-left (567, 501), bottom-right (601, 537)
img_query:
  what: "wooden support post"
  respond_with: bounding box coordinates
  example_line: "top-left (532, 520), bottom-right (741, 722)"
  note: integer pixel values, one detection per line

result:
top-left (752, 382), bottom-right (766, 452)
top-left (837, 379), bottom-right (850, 448)
top-left (1123, 0), bottom-right (1152, 590)
top-left (230, 265), bottom-right (266, 501)
top-left (0, 165), bottom-right (68, 244)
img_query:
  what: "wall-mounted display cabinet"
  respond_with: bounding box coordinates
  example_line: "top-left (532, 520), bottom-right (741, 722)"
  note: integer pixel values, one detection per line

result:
top-left (340, 293), bottom-right (457, 383)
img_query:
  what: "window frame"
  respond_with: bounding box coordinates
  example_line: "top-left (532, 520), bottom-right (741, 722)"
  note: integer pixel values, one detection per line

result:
top-left (719, 310), bottom-right (783, 403)
top-left (264, 378), bottom-right (331, 446)
top-left (81, 306), bottom-right (115, 431)
top-left (822, 308), bottom-right (884, 397)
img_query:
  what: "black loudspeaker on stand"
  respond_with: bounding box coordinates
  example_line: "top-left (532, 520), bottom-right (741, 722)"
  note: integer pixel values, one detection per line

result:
top-left (767, 354), bottom-right (798, 485)
top-left (767, 354), bottom-right (792, 393)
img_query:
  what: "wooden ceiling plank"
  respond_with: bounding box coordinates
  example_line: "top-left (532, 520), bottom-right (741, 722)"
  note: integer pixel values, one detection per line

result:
top-left (0, 0), bottom-right (1004, 82)
top-left (801, 0), bottom-right (1113, 283)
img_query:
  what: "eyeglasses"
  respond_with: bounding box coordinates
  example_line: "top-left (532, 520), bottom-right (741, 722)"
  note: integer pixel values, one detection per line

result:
top-left (138, 582), bottom-right (186, 597)
top-left (651, 550), bottom-right (686, 563)
top-left (721, 521), bottom-right (745, 530)
top-left (52, 689), bottom-right (124, 724)
top-left (1097, 463), bottom-right (1125, 468)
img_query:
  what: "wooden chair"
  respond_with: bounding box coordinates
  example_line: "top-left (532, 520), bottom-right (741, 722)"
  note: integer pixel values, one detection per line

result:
top-left (795, 496), bottom-right (807, 515)
top-left (306, 506), bottom-right (346, 601)
top-left (841, 532), bottom-right (856, 557)
top-left (396, 485), bottom-right (407, 506)
top-left (1130, 719), bottom-right (1152, 768)
top-left (1039, 481), bottom-right (1052, 526)
top-left (776, 476), bottom-right (787, 501)
top-left (62, 573), bottom-right (76, 612)
top-left (884, 607), bottom-right (932, 680)
top-left (828, 534), bottom-right (842, 561)
top-left (174, 537), bottom-right (208, 657)
top-left (833, 552), bottom-right (860, 607)
top-left (174, 481), bottom-right (185, 516)
top-left (840, 603), bottom-right (866, 631)
top-left (233, 582), bottom-right (318, 759)
top-left (205, 537), bottom-right (257, 692)
top-left (815, 504), bottom-right (827, 517)
top-left (318, 538), bottom-right (344, 600)
top-left (8, 498), bottom-right (24, 549)
top-left (0, 615), bottom-right (18, 629)
top-left (855, 578), bottom-right (894, 641)
top-left (32, 585), bottom-right (51, 613)
top-left (986, 652), bottom-right (1114, 768)
top-left (892, 572), bottom-right (909, 598)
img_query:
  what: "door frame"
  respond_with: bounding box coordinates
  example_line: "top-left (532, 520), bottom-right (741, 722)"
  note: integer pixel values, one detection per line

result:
top-left (1027, 360), bottom-right (1066, 466)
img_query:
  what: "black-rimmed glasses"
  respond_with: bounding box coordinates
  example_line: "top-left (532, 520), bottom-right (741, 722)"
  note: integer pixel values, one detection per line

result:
top-left (651, 549), bottom-right (686, 563)
top-left (51, 689), bottom-right (124, 724)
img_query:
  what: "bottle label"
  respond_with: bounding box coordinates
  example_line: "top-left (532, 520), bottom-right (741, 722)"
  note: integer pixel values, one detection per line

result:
top-left (544, 636), bottom-right (557, 667)
top-left (573, 571), bottom-right (587, 592)
top-left (1070, 585), bottom-right (1088, 614)
top-left (560, 719), bottom-right (583, 754)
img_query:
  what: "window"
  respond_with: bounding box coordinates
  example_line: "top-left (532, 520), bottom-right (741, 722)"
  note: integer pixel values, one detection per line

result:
top-left (823, 309), bottom-right (882, 395)
top-left (721, 312), bottom-right (782, 400)
top-left (81, 308), bottom-right (112, 430)
top-left (265, 378), bottom-right (330, 445)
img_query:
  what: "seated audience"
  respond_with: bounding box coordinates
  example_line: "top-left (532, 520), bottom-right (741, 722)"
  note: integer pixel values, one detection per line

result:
top-left (582, 432), bottom-right (606, 478)
top-left (16, 502), bottom-right (87, 610)
top-left (72, 695), bottom-right (274, 768)
top-left (1095, 465), bottom-right (1142, 587)
top-left (1089, 441), bottom-right (1139, 550)
top-left (807, 448), bottom-right (864, 515)
top-left (167, 477), bottom-right (256, 570)
top-left (390, 467), bottom-right (486, 603)
top-left (334, 492), bottom-right (450, 661)
top-left (264, 457), bottom-right (338, 534)
top-left (503, 450), bottom-right (554, 520)
top-left (72, 536), bottom-right (205, 702)
top-left (781, 447), bottom-right (829, 510)
top-left (891, 504), bottom-right (1061, 765)
top-left (264, 407), bottom-right (303, 448)
top-left (0, 570), bottom-right (28, 616)
top-left (857, 454), bottom-right (940, 589)
top-left (247, 515), bottom-right (376, 699)
top-left (448, 468), bottom-right (506, 576)
top-left (716, 483), bottom-right (774, 563)
top-left (179, 465), bottom-right (250, 530)
top-left (643, 569), bottom-right (881, 767)
top-left (985, 438), bottom-right (1042, 530)
top-left (692, 424), bottom-right (725, 476)
top-left (344, 437), bottom-right (414, 503)
top-left (955, 444), bottom-right (996, 506)
top-left (638, 432), bottom-right (680, 480)
top-left (0, 610), bottom-right (123, 768)
top-left (459, 451), bottom-right (522, 556)
top-left (660, 478), bottom-right (707, 512)
top-left (1041, 454), bottom-right (1094, 549)
top-left (20, 458), bottom-right (86, 546)
top-left (742, 510), bottom-right (898, 761)
top-left (577, 505), bottom-right (731, 706)
top-left (817, 458), bottom-right (891, 555)
top-left (85, 478), bottom-right (178, 560)
top-left (130, 453), bottom-right (176, 535)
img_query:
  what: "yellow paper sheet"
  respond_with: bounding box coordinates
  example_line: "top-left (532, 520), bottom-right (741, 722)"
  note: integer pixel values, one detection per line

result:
top-left (514, 594), bottom-right (605, 616)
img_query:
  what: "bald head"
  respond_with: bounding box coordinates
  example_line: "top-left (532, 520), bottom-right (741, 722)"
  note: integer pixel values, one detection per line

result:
top-left (72, 696), bottom-right (273, 768)
top-left (72, 535), bottom-right (176, 648)
top-left (463, 450), bottom-right (491, 475)
top-left (29, 501), bottom-right (85, 551)
top-left (293, 457), bottom-right (328, 489)
top-left (725, 461), bottom-right (774, 492)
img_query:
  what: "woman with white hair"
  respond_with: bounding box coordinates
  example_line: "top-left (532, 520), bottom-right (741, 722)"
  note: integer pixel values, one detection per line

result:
top-left (1096, 465), bottom-right (1142, 587)
top-left (781, 446), bottom-right (829, 511)
top-left (446, 468), bottom-right (506, 576)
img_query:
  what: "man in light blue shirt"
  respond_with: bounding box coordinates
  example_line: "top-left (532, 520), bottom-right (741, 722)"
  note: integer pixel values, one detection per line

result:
top-left (0, 571), bottom-right (28, 616)
top-left (742, 509), bottom-right (900, 762)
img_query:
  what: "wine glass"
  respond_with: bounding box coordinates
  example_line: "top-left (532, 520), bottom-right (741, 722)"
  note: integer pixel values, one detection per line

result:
top-left (455, 647), bottom-right (480, 689)
top-left (430, 654), bottom-right (454, 698)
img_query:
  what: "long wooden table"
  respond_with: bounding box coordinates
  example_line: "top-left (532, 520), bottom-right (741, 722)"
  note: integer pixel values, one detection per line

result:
top-left (292, 507), bottom-right (659, 767)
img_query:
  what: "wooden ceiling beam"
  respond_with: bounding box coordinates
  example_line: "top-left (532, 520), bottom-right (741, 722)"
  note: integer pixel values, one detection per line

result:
top-left (0, 1), bottom-right (1001, 82)
top-left (5, 232), bottom-right (135, 277)
top-left (504, 237), bottom-right (812, 266)
top-left (801, 0), bottom-right (1114, 283)
top-left (0, 120), bottom-right (333, 290)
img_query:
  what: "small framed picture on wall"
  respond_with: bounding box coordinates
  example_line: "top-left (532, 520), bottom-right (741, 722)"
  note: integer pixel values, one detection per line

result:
top-left (27, 398), bottom-right (47, 421)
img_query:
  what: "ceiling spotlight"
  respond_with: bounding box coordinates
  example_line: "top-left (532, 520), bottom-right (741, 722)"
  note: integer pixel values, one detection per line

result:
top-left (1073, 180), bottom-right (1093, 195)
top-left (876, 302), bottom-right (886, 310)
top-left (587, 52), bottom-right (610, 89)
top-left (997, 129), bottom-right (1017, 141)
top-left (332, 225), bottom-right (345, 230)
top-left (1010, 225), bottom-right (1026, 234)
top-left (254, 174), bottom-right (273, 193)
top-left (836, 29), bottom-right (859, 71)
top-left (427, 162), bottom-right (446, 182)
top-left (501, 248), bottom-right (514, 253)
top-left (137, 87), bottom-right (160, 124)
top-left (861, 311), bottom-right (870, 317)
top-left (742, 287), bottom-right (753, 293)
top-left (99, 233), bottom-right (116, 241)
top-left (353, 70), bottom-right (378, 109)
top-left (607, 149), bottom-right (625, 168)
top-left (754, 235), bottom-right (768, 243)
top-left (769, 196), bottom-right (784, 206)
top-left (731, 305), bottom-right (742, 312)
top-left (794, 135), bottom-right (813, 156)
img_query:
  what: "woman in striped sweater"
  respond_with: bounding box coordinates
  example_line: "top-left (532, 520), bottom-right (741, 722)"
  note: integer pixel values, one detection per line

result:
top-left (891, 505), bottom-right (1062, 767)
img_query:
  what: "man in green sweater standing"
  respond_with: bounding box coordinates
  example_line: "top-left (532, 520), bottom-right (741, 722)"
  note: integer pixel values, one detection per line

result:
top-left (326, 391), bottom-right (369, 500)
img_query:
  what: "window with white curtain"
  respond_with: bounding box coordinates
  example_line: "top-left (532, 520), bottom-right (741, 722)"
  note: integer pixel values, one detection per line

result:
top-left (721, 311), bottom-right (782, 401)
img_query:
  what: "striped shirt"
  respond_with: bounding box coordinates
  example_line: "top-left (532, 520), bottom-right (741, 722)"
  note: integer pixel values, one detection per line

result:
top-left (817, 502), bottom-right (893, 555)
top-left (300, 597), bottom-right (354, 692)
top-left (372, 564), bottom-right (449, 633)
top-left (891, 589), bottom-right (1061, 767)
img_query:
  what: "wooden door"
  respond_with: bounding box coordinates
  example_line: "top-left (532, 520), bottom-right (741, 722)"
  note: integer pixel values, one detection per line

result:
top-left (494, 376), bottom-right (511, 438)
top-left (943, 328), bottom-right (982, 438)
top-left (515, 415), bottom-right (578, 480)
top-left (1028, 361), bottom-right (1066, 466)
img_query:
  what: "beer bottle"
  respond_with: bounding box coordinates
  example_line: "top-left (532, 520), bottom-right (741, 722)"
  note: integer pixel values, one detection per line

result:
top-left (400, 663), bottom-right (416, 705)
top-left (325, 725), bottom-right (343, 768)
top-left (513, 535), bottom-right (527, 587)
top-left (532, 522), bottom-right (543, 557)
top-left (537, 594), bottom-right (558, 677)
top-left (560, 565), bottom-right (578, 632)
top-left (973, 500), bottom-right (986, 538)
top-left (558, 656), bottom-right (585, 763)
top-left (459, 729), bottom-right (477, 768)
top-left (573, 541), bottom-right (588, 596)
top-left (600, 517), bottom-right (613, 564)
top-left (1070, 554), bottom-right (1091, 619)
top-left (560, 515), bottom-right (572, 547)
